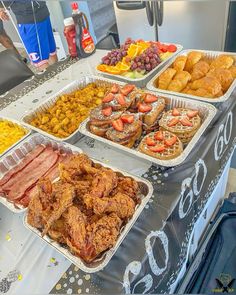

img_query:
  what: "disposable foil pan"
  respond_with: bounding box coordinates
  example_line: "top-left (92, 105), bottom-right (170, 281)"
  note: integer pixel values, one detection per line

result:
top-left (146, 49), bottom-right (236, 103)
top-left (22, 143), bottom-right (153, 273)
top-left (79, 92), bottom-right (217, 167)
top-left (0, 116), bottom-right (31, 158)
top-left (21, 76), bottom-right (125, 144)
top-left (0, 133), bottom-right (83, 213)
top-left (96, 43), bottom-right (183, 88)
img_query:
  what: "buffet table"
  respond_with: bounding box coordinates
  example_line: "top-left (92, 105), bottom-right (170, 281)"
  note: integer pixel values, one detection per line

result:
top-left (0, 50), bottom-right (235, 294)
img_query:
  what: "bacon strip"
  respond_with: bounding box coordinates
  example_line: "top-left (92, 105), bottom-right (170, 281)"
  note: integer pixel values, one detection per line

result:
top-left (0, 145), bottom-right (46, 187)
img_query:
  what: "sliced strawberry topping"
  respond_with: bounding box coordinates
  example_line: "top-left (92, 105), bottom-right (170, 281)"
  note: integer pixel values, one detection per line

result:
top-left (144, 94), bottom-right (158, 103)
top-left (180, 117), bottom-right (193, 127)
top-left (146, 137), bottom-right (156, 146)
top-left (165, 135), bottom-right (177, 146)
top-left (102, 106), bottom-right (112, 117)
top-left (112, 118), bottom-right (124, 132)
top-left (187, 110), bottom-right (199, 118)
top-left (103, 93), bottom-right (114, 103)
top-left (172, 108), bottom-right (180, 116)
top-left (121, 114), bottom-right (134, 124)
top-left (154, 131), bottom-right (164, 141)
top-left (121, 84), bottom-right (135, 95)
top-left (138, 103), bottom-right (152, 113)
top-left (149, 145), bottom-right (166, 153)
top-left (168, 117), bottom-right (179, 127)
top-left (111, 84), bottom-right (119, 94)
top-left (116, 93), bottom-right (126, 105)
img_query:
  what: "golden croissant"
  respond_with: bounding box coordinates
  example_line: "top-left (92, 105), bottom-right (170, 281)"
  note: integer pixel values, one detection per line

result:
top-left (172, 56), bottom-right (187, 72)
top-left (168, 71), bottom-right (191, 92)
top-left (158, 68), bottom-right (176, 90)
top-left (184, 51), bottom-right (203, 72)
top-left (191, 61), bottom-right (210, 81)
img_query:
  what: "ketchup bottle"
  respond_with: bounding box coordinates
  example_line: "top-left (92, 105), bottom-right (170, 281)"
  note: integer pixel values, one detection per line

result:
top-left (63, 17), bottom-right (77, 58)
top-left (71, 2), bottom-right (96, 58)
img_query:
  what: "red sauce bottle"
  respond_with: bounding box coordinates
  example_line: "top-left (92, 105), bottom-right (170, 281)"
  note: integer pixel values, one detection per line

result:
top-left (71, 2), bottom-right (96, 58)
top-left (63, 17), bottom-right (77, 58)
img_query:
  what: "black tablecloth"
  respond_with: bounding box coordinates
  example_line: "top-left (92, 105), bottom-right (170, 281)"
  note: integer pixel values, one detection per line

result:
top-left (49, 92), bottom-right (236, 294)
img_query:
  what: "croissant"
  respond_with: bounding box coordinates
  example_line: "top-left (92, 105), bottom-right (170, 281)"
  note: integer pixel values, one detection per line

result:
top-left (168, 71), bottom-right (191, 92)
top-left (207, 68), bottom-right (233, 92)
top-left (229, 66), bottom-right (236, 79)
top-left (172, 56), bottom-right (187, 72)
top-left (191, 61), bottom-right (210, 81)
top-left (158, 68), bottom-right (176, 90)
top-left (214, 90), bottom-right (224, 98)
top-left (184, 51), bottom-right (203, 72)
top-left (191, 77), bottom-right (222, 96)
top-left (210, 55), bottom-right (234, 70)
top-left (185, 88), bottom-right (214, 98)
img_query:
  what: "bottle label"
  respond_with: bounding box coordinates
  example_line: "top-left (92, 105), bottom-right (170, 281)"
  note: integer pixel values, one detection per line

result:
top-left (81, 28), bottom-right (95, 54)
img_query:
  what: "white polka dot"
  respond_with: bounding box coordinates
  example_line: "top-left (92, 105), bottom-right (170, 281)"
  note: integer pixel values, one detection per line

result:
top-left (84, 274), bottom-right (91, 281)
top-left (69, 277), bottom-right (75, 283)
top-left (69, 271), bottom-right (72, 275)
top-left (67, 289), bottom-right (72, 294)
top-left (86, 288), bottom-right (89, 293)
top-left (75, 274), bottom-right (79, 278)
top-left (164, 172), bottom-right (168, 177)
top-left (63, 283), bottom-right (67, 288)
top-left (78, 279), bottom-right (83, 286)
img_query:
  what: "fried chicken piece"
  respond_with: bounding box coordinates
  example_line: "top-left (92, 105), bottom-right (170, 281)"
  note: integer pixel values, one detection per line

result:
top-left (27, 178), bottom-right (53, 229)
top-left (42, 181), bottom-right (75, 236)
top-left (111, 177), bottom-right (140, 205)
top-left (84, 213), bottom-right (122, 262)
top-left (59, 154), bottom-right (92, 182)
top-left (48, 216), bottom-right (67, 244)
top-left (92, 192), bottom-right (136, 219)
top-left (83, 168), bottom-right (118, 209)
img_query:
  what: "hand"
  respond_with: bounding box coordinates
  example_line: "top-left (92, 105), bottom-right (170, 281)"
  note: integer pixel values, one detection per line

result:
top-left (0, 9), bottom-right (9, 21)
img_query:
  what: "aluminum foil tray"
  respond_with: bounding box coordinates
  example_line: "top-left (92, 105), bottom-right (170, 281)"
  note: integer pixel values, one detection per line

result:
top-left (96, 43), bottom-right (183, 88)
top-left (0, 133), bottom-right (83, 213)
top-left (79, 92), bottom-right (217, 167)
top-left (21, 76), bottom-right (125, 144)
top-left (0, 116), bottom-right (31, 158)
top-left (23, 143), bottom-right (153, 273)
top-left (147, 49), bottom-right (236, 103)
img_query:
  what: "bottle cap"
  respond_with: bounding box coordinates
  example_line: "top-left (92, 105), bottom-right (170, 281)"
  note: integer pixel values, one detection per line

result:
top-left (64, 17), bottom-right (74, 27)
top-left (71, 2), bottom-right (78, 10)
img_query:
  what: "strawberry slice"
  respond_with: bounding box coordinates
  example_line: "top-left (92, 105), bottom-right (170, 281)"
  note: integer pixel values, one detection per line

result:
top-left (167, 44), bottom-right (177, 52)
top-left (154, 131), bottom-right (164, 141)
top-left (112, 119), bottom-right (124, 132)
top-left (187, 110), bottom-right (199, 118)
top-left (144, 94), bottom-right (158, 103)
top-left (121, 114), bottom-right (134, 124)
top-left (165, 135), bottom-right (177, 146)
top-left (180, 117), bottom-right (193, 127)
top-left (103, 93), bottom-right (114, 103)
top-left (149, 145), bottom-right (166, 153)
top-left (111, 84), bottom-right (119, 94)
top-left (102, 107), bottom-right (112, 117)
top-left (172, 108), bottom-right (180, 116)
top-left (146, 137), bottom-right (156, 146)
top-left (168, 117), bottom-right (179, 127)
top-left (121, 84), bottom-right (135, 95)
top-left (138, 103), bottom-right (152, 113)
top-left (116, 93), bottom-right (126, 105)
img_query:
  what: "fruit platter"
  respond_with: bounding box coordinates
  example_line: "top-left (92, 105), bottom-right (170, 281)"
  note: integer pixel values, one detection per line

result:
top-left (96, 38), bottom-right (182, 87)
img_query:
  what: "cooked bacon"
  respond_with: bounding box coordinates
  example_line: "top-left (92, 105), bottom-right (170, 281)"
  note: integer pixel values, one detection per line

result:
top-left (0, 145), bottom-right (45, 187)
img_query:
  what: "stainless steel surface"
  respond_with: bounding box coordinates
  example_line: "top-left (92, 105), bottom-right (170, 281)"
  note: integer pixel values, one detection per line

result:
top-left (79, 92), bottom-right (217, 167)
top-left (0, 133), bottom-right (83, 213)
top-left (147, 49), bottom-right (236, 103)
top-left (23, 148), bottom-right (154, 273)
top-left (21, 76), bottom-right (125, 144)
top-left (0, 116), bottom-right (31, 158)
top-left (96, 44), bottom-right (183, 88)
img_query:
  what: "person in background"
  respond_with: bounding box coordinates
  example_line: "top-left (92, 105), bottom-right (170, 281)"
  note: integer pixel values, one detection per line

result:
top-left (0, 1), bottom-right (58, 71)
top-left (0, 19), bottom-right (18, 52)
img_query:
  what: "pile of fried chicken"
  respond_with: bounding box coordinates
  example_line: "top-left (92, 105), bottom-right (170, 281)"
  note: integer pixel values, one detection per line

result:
top-left (27, 153), bottom-right (141, 263)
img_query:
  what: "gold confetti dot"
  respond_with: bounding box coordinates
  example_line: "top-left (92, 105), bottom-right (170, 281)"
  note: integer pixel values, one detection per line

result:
top-left (50, 257), bottom-right (56, 263)
top-left (74, 266), bottom-right (79, 272)
top-left (84, 274), bottom-right (90, 281)
top-left (77, 289), bottom-right (82, 294)
top-left (18, 274), bottom-right (23, 281)
top-left (55, 284), bottom-right (61, 290)
top-left (62, 273), bottom-right (67, 279)
top-left (5, 234), bottom-right (11, 241)
top-left (105, 159), bottom-right (109, 163)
